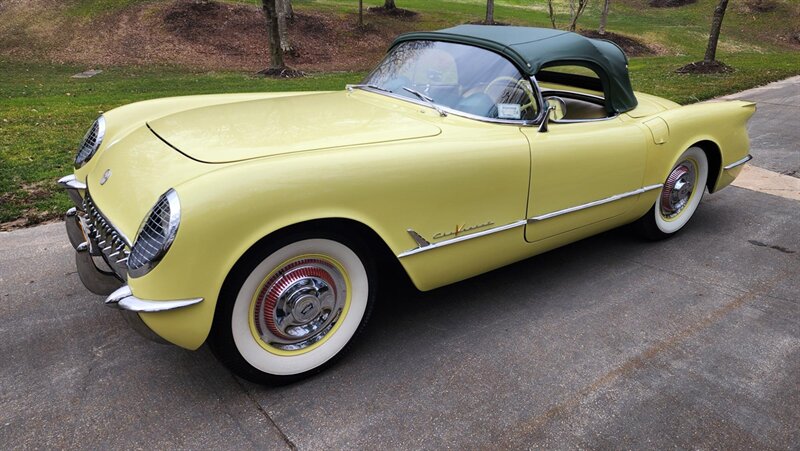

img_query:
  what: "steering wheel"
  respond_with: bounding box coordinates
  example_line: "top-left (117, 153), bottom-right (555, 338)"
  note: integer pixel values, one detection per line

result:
top-left (483, 76), bottom-right (537, 113)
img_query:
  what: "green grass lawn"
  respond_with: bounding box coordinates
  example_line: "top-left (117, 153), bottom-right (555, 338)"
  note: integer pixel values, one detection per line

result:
top-left (1, 0), bottom-right (798, 227)
top-left (0, 64), bottom-right (363, 225)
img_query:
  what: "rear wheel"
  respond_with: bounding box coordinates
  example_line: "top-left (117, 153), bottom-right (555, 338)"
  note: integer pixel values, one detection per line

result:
top-left (637, 147), bottom-right (709, 240)
top-left (209, 232), bottom-right (375, 385)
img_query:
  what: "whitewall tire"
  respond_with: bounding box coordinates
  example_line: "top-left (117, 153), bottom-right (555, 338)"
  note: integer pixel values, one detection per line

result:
top-left (637, 147), bottom-right (709, 240)
top-left (210, 232), bottom-right (375, 384)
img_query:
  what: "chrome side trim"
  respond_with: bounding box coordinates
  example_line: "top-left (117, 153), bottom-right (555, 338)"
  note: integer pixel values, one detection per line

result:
top-left (397, 184), bottom-right (663, 258)
top-left (398, 220), bottom-right (527, 258)
top-left (105, 285), bottom-right (203, 313)
top-left (723, 154), bottom-right (753, 170)
top-left (528, 184), bottom-right (663, 222)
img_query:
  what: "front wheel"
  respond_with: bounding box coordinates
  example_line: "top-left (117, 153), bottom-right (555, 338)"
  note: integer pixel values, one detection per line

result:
top-left (209, 233), bottom-right (375, 385)
top-left (636, 146), bottom-right (709, 240)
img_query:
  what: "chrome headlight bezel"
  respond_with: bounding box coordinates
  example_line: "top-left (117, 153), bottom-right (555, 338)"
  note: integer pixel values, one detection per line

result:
top-left (127, 189), bottom-right (181, 279)
top-left (74, 115), bottom-right (106, 169)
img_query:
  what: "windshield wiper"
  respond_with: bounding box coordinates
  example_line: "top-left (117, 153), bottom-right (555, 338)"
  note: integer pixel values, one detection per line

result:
top-left (346, 84), bottom-right (393, 94)
top-left (402, 87), bottom-right (447, 117)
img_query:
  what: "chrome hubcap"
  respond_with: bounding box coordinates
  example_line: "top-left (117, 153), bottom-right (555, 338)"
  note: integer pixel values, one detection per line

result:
top-left (660, 161), bottom-right (696, 219)
top-left (254, 258), bottom-right (346, 351)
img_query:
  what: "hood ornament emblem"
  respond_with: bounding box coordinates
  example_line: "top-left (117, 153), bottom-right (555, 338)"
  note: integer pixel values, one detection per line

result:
top-left (99, 169), bottom-right (112, 185)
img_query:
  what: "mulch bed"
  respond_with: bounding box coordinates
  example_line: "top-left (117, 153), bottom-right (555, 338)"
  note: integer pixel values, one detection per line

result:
top-left (257, 67), bottom-right (305, 78)
top-left (675, 60), bottom-right (734, 74)
top-left (37, 0), bottom-right (407, 72)
top-left (744, 0), bottom-right (778, 13)
top-left (367, 6), bottom-right (418, 18)
top-left (466, 20), bottom-right (509, 26)
top-left (580, 30), bottom-right (655, 57)
top-left (649, 0), bottom-right (696, 7)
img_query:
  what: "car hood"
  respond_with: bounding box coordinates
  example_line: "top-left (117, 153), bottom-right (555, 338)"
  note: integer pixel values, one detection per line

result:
top-left (147, 91), bottom-right (442, 163)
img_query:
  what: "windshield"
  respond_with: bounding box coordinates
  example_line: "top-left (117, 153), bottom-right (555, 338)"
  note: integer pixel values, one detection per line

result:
top-left (362, 40), bottom-right (540, 121)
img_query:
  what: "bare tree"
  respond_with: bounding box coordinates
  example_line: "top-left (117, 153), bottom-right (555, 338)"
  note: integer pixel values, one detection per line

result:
top-left (567, 0), bottom-right (589, 31)
top-left (546, 0), bottom-right (590, 31)
top-left (546, 0), bottom-right (556, 28)
top-left (384, 0), bottom-right (396, 9)
top-left (358, 0), bottom-right (363, 27)
top-left (486, 0), bottom-right (494, 24)
top-left (704, 0), bottom-right (729, 62)
top-left (599, 0), bottom-right (611, 35)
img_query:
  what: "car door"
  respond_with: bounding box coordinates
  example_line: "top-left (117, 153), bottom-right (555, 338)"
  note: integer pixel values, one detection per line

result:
top-left (520, 117), bottom-right (647, 242)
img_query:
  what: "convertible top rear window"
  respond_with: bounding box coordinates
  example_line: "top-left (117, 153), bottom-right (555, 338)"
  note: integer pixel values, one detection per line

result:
top-left (537, 70), bottom-right (603, 94)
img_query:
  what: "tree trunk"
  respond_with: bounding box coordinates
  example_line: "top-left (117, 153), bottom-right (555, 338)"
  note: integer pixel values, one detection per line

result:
top-left (485, 0), bottom-right (494, 24)
top-left (358, 0), bottom-right (363, 26)
top-left (704, 0), bottom-right (729, 63)
top-left (384, 0), bottom-right (396, 10)
top-left (261, 0), bottom-right (284, 70)
top-left (280, 0), bottom-right (293, 19)
top-left (547, 0), bottom-right (556, 29)
top-left (599, 0), bottom-right (610, 35)
top-left (277, 0), bottom-right (292, 53)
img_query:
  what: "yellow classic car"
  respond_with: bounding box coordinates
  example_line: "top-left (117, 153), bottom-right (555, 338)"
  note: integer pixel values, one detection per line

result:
top-left (59, 25), bottom-right (755, 384)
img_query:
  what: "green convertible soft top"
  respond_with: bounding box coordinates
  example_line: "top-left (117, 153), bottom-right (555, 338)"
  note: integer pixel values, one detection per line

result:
top-left (391, 25), bottom-right (638, 114)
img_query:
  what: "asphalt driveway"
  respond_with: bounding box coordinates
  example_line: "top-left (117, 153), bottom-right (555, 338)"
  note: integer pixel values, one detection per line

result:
top-left (1, 78), bottom-right (798, 449)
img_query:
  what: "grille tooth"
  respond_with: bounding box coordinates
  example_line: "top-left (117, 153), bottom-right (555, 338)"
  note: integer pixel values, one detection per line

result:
top-left (83, 192), bottom-right (129, 279)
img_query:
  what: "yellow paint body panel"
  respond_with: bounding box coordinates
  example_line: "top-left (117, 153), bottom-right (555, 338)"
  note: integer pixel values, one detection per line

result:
top-left (72, 88), bottom-right (754, 350)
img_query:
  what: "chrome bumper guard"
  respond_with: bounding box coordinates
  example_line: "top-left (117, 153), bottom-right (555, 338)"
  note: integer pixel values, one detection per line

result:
top-left (723, 154), bottom-right (753, 171)
top-left (58, 174), bottom-right (86, 208)
top-left (106, 285), bottom-right (203, 312)
top-left (60, 174), bottom-right (203, 344)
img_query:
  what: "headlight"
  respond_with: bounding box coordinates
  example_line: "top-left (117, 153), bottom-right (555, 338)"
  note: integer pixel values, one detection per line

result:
top-left (128, 189), bottom-right (181, 278)
top-left (74, 115), bottom-right (105, 168)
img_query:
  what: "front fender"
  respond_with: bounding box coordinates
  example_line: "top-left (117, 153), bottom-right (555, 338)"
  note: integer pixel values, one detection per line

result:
top-left (129, 121), bottom-right (531, 349)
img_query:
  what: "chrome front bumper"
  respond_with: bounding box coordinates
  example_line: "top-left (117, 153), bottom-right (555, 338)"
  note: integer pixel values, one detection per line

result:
top-left (59, 174), bottom-right (203, 344)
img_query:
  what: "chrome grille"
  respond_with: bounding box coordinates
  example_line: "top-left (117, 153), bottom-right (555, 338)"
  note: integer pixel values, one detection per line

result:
top-left (83, 192), bottom-right (130, 279)
top-left (127, 195), bottom-right (171, 273)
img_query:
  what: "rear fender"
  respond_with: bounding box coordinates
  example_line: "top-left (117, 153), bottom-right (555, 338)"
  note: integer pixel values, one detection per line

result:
top-left (642, 100), bottom-right (755, 192)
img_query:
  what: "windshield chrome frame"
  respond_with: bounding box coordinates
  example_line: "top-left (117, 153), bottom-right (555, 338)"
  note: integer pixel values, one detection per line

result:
top-left (351, 76), bottom-right (545, 127)
top-left (352, 41), bottom-right (549, 127)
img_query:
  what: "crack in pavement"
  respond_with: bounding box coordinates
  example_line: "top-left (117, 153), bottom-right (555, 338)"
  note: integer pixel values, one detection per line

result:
top-left (496, 265), bottom-right (793, 445)
top-left (748, 240), bottom-right (796, 254)
top-left (230, 374), bottom-right (297, 451)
